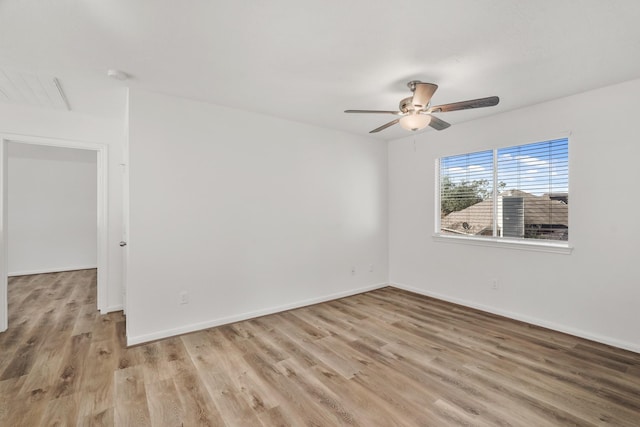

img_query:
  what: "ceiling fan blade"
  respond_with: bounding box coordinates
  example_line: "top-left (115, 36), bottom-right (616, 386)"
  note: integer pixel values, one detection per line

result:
top-left (344, 109), bottom-right (400, 114)
top-left (369, 118), bottom-right (400, 133)
top-left (430, 96), bottom-right (499, 113)
top-left (428, 115), bottom-right (451, 131)
top-left (412, 83), bottom-right (438, 108)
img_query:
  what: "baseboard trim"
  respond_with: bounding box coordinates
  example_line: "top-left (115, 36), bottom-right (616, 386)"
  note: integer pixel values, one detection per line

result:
top-left (390, 282), bottom-right (640, 354)
top-left (104, 304), bottom-right (123, 314)
top-left (8, 265), bottom-right (97, 277)
top-left (127, 283), bottom-right (389, 346)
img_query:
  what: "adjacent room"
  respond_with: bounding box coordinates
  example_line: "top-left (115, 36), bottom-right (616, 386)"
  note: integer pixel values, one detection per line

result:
top-left (0, 1), bottom-right (639, 425)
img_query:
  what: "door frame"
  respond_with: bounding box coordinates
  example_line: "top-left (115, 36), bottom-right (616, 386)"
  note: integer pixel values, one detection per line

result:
top-left (0, 134), bottom-right (109, 332)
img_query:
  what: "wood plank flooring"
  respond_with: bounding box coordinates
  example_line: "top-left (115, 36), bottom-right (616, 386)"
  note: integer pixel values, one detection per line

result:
top-left (1, 270), bottom-right (639, 426)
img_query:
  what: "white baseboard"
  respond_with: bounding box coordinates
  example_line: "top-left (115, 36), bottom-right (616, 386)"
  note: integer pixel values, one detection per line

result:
top-left (8, 265), bottom-right (97, 277)
top-left (127, 282), bottom-right (388, 346)
top-left (104, 304), bottom-right (123, 314)
top-left (390, 282), bottom-right (640, 354)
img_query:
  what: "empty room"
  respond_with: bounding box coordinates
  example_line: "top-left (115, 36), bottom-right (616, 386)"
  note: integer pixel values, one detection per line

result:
top-left (1, 1), bottom-right (639, 426)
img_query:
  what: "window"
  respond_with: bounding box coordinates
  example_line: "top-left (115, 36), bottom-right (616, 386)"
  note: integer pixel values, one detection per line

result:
top-left (437, 138), bottom-right (568, 243)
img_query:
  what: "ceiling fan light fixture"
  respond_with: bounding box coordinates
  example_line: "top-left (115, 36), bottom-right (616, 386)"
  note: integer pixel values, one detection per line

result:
top-left (399, 113), bottom-right (431, 131)
top-left (344, 80), bottom-right (498, 133)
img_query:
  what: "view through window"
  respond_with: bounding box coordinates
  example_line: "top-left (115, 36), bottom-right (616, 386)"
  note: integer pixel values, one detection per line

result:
top-left (438, 138), bottom-right (568, 241)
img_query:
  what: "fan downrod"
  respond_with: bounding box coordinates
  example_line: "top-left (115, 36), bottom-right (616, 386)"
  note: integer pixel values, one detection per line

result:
top-left (406, 80), bottom-right (423, 92)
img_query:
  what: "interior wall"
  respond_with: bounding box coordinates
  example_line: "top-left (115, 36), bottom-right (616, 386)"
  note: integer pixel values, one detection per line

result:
top-left (0, 102), bottom-right (125, 311)
top-left (7, 143), bottom-right (97, 275)
top-left (127, 89), bottom-right (388, 344)
top-left (388, 78), bottom-right (640, 352)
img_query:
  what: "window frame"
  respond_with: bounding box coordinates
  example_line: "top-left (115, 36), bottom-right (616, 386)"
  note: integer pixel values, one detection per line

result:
top-left (433, 137), bottom-right (573, 254)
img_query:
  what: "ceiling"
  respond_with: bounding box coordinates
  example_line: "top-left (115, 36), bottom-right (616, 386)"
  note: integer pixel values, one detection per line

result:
top-left (1, 1), bottom-right (640, 140)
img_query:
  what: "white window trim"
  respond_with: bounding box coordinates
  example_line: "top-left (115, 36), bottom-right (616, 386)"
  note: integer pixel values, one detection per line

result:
top-left (434, 136), bottom-right (572, 254)
top-left (432, 234), bottom-right (573, 254)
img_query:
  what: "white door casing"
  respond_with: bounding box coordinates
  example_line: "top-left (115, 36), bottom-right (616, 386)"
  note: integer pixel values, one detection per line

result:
top-left (0, 134), bottom-right (109, 332)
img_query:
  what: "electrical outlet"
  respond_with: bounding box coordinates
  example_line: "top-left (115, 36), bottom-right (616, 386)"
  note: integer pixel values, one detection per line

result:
top-left (351, 266), bottom-right (356, 275)
top-left (180, 291), bottom-right (189, 304)
top-left (491, 279), bottom-right (499, 290)
top-left (369, 264), bottom-right (374, 272)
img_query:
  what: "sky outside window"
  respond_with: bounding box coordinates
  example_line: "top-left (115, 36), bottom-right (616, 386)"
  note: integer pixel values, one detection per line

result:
top-left (441, 139), bottom-right (568, 196)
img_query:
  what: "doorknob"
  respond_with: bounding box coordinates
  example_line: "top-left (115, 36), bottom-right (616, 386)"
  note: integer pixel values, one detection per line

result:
top-left (119, 241), bottom-right (127, 247)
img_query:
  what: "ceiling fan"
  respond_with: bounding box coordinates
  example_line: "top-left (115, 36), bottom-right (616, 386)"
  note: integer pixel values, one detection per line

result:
top-left (345, 81), bottom-right (499, 133)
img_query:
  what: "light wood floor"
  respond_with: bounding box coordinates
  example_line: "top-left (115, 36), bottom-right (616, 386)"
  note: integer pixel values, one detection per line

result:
top-left (1, 270), bottom-right (639, 426)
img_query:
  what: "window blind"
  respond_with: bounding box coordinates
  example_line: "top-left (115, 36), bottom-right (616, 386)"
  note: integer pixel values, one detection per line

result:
top-left (439, 150), bottom-right (494, 236)
top-left (497, 138), bottom-right (568, 240)
top-left (438, 138), bottom-right (568, 241)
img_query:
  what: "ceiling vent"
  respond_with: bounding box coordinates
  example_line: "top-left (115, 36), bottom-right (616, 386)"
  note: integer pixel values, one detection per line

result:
top-left (0, 69), bottom-right (70, 111)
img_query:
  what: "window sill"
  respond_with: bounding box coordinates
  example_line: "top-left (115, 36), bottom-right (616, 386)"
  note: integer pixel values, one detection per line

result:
top-left (432, 234), bottom-right (574, 254)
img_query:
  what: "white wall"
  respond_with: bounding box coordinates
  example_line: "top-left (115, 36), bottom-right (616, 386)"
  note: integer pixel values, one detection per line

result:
top-left (0, 102), bottom-right (125, 312)
top-left (7, 143), bottom-right (97, 275)
top-left (389, 78), bottom-right (640, 352)
top-left (127, 89), bottom-right (388, 344)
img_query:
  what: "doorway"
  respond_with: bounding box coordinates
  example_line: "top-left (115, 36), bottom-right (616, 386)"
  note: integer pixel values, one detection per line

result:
top-left (0, 135), bottom-right (108, 332)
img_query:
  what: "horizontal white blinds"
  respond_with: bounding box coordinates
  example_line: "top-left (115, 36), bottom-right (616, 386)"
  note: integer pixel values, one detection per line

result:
top-left (439, 138), bottom-right (569, 241)
top-left (497, 139), bottom-right (568, 197)
top-left (440, 150), bottom-right (494, 236)
top-left (497, 138), bottom-right (568, 240)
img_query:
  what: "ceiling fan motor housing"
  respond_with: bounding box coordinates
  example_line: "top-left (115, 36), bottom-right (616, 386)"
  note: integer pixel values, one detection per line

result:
top-left (399, 96), bottom-right (421, 113)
